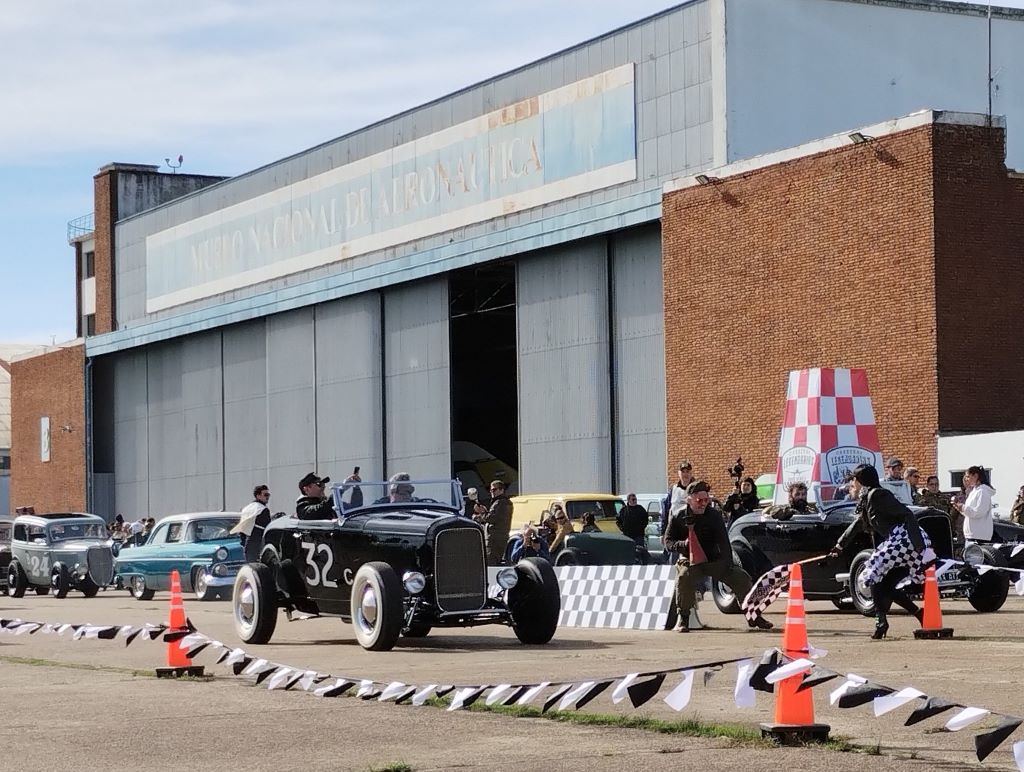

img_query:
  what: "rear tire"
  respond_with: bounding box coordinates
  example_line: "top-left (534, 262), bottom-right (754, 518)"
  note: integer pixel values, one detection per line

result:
top-left (8, 561), bottom-right (27, 598)
top-left (711, 550), bottom-right (746, 614)
top-left (351, 562), bottom-right (404, 652)
top-left (849, 550), bottom-right (876, 617)
top-left (508, 557), bottom-right (561, 645)
top-left (553, 549), bottom-right (581, 567)
top-left (233, 563), bottom-right (279, 644)
top-left (968, 546), bottom-right (1010, 612)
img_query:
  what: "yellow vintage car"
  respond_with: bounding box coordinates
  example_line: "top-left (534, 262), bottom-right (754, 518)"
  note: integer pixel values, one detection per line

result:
top-left (509, 493), bottom-right (624, 530)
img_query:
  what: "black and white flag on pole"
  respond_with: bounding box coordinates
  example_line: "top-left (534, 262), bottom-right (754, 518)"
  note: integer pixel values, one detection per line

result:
top-left (740, 565), bottom-right (790, 623)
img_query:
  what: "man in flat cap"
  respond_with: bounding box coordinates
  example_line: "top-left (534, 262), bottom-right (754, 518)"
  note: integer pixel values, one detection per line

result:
top-left (296, 472), bottom-right (334, 520)
top-left (664, 480), bottom-right (773, 633)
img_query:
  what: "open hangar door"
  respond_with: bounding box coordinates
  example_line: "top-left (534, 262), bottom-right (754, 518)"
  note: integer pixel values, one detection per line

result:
top-left (448, 261), bottom-right (518, 495)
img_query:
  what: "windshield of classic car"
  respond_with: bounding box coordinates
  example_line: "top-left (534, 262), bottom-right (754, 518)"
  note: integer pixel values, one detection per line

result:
top-left (331, 480), bottom-right (462, 516)
top-left (566, 500), bottom-right (622, 521)
top-left (189, 518), bottom-right (240, 541)
top-left (48, 522), bottom-right (107, 541)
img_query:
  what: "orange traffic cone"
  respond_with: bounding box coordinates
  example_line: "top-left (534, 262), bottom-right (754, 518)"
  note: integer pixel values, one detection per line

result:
top-left (913, 565), bottom-right (954, 639)
top-left (156, 569), bottom-right (204, 677)
top-left (760, 563), bottom-right (830, 743)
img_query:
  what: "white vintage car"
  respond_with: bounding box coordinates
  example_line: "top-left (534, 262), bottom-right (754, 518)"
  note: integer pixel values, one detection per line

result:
top-left (6, 512), bottom-right (115, 598)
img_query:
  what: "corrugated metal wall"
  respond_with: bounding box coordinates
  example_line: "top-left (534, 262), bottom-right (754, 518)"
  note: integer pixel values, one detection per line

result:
top-left (180, 332), bottom-right (223, 511)
top-left (315, 294), bottom-right (384, 481)
top-left (223, 319), bottom-right (268, 509)
top-left (517, 241), bottom-right (611, 492)
top-left (266, 309), bottom-right (316, 507)
top-left (611, 226), bottom-right (666, 494)
top-left (384, 280), bottom-right (451, 477)
top-left (112, 351), bottom-right (148, 517)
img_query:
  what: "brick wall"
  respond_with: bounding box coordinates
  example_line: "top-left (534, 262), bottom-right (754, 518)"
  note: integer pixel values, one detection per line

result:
top-left (10, 345), bottom-right (86, 512)
top-left (663, 125), bottom-right (945, 493)
top-left (933, 125), bottom-right (1024, 433)
top-left (93, 170), bottom-right (116, 334)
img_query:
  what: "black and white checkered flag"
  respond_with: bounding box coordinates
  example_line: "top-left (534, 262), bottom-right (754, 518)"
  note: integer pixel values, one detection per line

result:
top-left (741, 565), bottom-right (791, 623)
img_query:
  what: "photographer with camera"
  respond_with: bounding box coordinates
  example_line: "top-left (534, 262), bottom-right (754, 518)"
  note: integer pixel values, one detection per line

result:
top-left (665, 480), bottom-right (773, 633)
top-left (509, 523), bottom-right (551, 563)
top-left (722, 458), bottom-right (760, 527)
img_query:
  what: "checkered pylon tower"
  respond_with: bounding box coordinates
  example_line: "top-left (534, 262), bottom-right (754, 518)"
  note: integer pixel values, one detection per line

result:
top-left (773, 368), bottom-right (883, 503)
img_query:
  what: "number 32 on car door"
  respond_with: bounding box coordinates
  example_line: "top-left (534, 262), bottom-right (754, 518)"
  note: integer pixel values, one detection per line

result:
top-left (301, 541), bottom-right (338, 588)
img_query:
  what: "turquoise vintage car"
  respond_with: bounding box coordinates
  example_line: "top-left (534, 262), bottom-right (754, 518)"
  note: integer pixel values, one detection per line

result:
top-left (115, 512), bottom-right (243, 601)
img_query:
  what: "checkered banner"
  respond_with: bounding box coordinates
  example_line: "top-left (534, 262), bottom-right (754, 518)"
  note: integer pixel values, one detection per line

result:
top-left (555, 564), bottom-right (675, 630)
top-left (774, 367), bottom-right (884, 504)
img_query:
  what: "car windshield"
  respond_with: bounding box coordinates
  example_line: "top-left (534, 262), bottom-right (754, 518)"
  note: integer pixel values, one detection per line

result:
top-left (0, 525), bottom-right (10, 542)
top-left (47, 522), bottom-right (106, 541)
top-left (189, 518), bottom-right (239, 541)
top-left (565, 500), bottom-right (622, 521)
top-left (331, 479), bottom-right (462, 516)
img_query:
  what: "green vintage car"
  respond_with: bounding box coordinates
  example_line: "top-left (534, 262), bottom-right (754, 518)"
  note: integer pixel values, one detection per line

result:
top-left (115, 512), bottom-right (244, 601)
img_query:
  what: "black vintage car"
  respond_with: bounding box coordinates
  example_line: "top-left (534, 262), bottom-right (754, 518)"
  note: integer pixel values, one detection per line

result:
top-left (232, 479), bottom-right (560, 651)
top-left (711, 499), bottom-right (1019, 617)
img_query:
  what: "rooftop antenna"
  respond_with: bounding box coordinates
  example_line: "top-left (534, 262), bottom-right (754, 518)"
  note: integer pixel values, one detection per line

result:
top-left (165, 154), bottom-right (184, 173)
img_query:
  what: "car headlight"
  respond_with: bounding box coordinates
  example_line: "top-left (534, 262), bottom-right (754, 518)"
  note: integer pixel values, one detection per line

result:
top-left (74, 563), bottom-right (88, 577)
top-left (214, 547), bottom-right (229, 562)
top-left (403, 571), bottom-right (426, 594)
top-left (963, 543), bottom-right (985, 566)
top-left (496, 567), bottom-right (518, 590)
top-left (212, 563), bottom-right (228, 577)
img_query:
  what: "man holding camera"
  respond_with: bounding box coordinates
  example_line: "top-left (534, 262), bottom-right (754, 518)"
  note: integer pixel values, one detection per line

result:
top-left (665, 480), bottom-right (773, 633)
top-left (510, 523), bottom-right (550, 563)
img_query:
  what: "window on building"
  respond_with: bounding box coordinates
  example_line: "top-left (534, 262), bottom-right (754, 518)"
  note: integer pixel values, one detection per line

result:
top-left (85, 314), bottom-right (96, 336)
top-left (0, 453), bottom-right (10, 471)
top-left (84, 250), bottom-right (95, 279)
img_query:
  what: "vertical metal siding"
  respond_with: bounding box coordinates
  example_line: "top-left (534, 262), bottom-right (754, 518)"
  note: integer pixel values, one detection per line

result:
top-left (611, 226), bottom-right (667, 494)
top-left (113, 351), bottom-right (149, 517)
top-left (517, 240), bottom-right (611, 492)
top-left (222, 319), bottom-right (269, 508)
top-left (181, 331), bottom-right (224, 511)
top-left (266, 309), bottom-right (316, 505)
top-left (384, 280), bottom-right (451, 477)
top-left (146, 341), bottom-right (186, 516)
top-left (315, 294), bottom-right (384, 481)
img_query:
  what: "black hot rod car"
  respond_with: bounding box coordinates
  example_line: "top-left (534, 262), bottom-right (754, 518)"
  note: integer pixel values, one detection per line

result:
top-left (232, 479), bottom-right (560, 651)
top-left (711, 497), bottom-right (1022, 617)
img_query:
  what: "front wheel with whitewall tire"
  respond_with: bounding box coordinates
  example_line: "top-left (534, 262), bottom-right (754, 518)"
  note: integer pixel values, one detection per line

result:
top-left (8, 561), bottom-right (28, 598)
top-left (131, 576), bottom-right (155, 601)
top-left (849, 550), bottom-right (876, 617)
top-left (51, 565), bottom-right (71, 599)
top-left (193, 567), bottom-right (214, 601)
top-left (351, 562), bottom-right (404, 652)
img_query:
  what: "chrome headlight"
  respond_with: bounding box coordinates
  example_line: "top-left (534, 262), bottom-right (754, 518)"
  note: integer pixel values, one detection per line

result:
top-left (963, 543), bottom-right (985, 566)
top-left (496, 567), bottom-right (518, 590)
top-left (403, 571), bottom-right (426, 594)
top-left (74, 563), bottom-right (88, 577)
top-left (212, 563), bottom-right (228, 577)
top-left (214, 547), bottom-right (229, 562)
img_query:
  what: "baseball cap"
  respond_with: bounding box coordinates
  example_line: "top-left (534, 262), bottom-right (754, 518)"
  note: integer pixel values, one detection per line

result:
top-left (886, 458), bottom-right (903, 468)
top-left (686, 480), bottom-right (711, 495)
top-left (678, 460), bottom-right (693, 471)
top-left (298, 472), bottom-right (330, 491)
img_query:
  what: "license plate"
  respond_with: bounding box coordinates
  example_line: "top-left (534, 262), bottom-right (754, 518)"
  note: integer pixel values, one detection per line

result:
top-left (936, 569), bottom-right (960, 585)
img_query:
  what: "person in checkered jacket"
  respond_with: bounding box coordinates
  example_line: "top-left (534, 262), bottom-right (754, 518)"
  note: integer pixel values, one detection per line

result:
top-left (829, 464), bottom-right (936, 640)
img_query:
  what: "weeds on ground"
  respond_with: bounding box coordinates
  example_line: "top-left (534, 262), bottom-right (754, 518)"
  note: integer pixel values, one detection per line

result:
top-left (369, 764), bottom-right (413, 772)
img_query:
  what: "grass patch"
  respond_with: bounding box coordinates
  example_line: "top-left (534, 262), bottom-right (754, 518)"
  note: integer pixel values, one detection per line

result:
top-left (0, 654), bottom-right (153, 678)
top-left (369, 765), bottom-right (413, 772)
top-left (428, 697), bottom-right (771, 746)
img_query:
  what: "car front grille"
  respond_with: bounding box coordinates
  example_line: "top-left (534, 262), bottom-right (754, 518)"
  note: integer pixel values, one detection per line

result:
top-left (434, 527), bottom-right (486, 613)
top-left (87, 546), bottom-right (115, 585)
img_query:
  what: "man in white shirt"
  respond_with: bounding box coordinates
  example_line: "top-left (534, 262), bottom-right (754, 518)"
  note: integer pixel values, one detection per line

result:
top-left (237, 485), bottom-right (272, 562)
top-left (128, 518), bottom-right (146, 546)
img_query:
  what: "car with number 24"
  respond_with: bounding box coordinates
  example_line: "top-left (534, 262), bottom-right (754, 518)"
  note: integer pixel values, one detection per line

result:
top-left (6, 512), bottom-right (115, 598)
top-left (233, 478), bottom-right (561, 652)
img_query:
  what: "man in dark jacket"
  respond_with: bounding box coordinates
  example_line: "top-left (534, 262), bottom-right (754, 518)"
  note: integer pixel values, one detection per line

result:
top-left (296, 472), bottom-right (334, 520)
top-left (616, 493), bottom-right (649, 545)
top-left (476, 479), bottom-right (513, 565)
top-left (664, 480), bottom-right (772, 633)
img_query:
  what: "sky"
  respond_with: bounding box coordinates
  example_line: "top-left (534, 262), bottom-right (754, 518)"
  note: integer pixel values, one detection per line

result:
top-left (2, 0), bottom-right (1022, 344)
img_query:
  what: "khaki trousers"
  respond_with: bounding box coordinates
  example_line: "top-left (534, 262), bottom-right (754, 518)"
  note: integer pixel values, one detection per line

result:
top-left (675, 558), bottom-right (751, 614)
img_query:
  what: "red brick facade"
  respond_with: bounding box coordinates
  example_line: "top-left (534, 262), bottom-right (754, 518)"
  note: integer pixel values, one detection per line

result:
top-left (662, 122), bottom-right (1024, 495)
top-left (93, 169), bottom-right (116, 335)
top-left (10, 345), bottom-right (87, 513)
